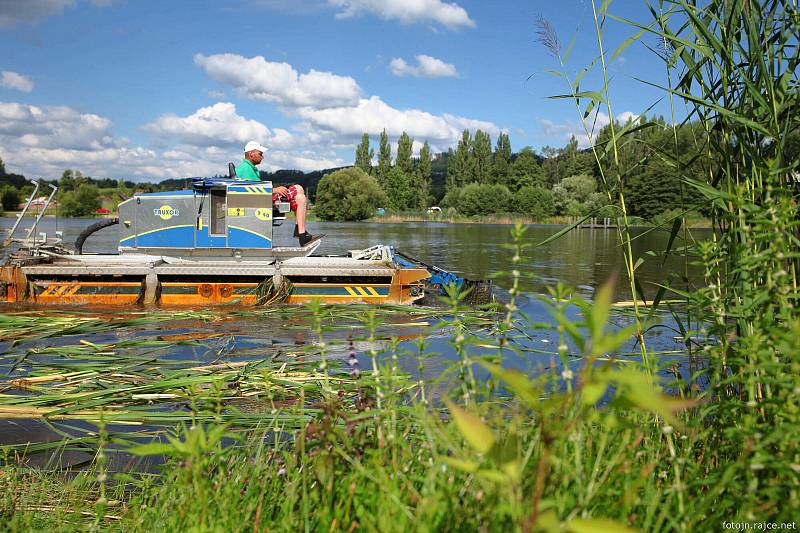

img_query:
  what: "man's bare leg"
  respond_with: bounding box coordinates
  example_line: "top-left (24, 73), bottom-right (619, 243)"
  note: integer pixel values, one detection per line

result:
top-left (293, 187), bottom-right (307, 235)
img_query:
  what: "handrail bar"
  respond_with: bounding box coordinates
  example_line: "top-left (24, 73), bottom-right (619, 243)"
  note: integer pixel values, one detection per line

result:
top-left (3, 180), bottom-right (39, 246)
top-left (26, 183), bottom-right (59, 243)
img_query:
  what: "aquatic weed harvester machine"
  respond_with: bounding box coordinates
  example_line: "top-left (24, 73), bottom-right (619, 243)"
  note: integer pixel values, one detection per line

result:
top-left (0, 178), bottom-right (491, 307)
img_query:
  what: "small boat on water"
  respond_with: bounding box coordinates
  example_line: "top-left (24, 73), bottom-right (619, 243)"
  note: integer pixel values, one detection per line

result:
top-left (0, 177), bottom-right (490, 307)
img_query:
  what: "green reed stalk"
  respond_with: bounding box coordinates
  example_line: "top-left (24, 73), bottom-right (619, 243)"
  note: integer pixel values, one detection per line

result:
top-left (363, 310), bottom-right (383, 410)
top-left (654, 5), bottom-right (691, 512)
top-left (92, 412), bottom-right (108, 531)
top-left (589, 0), bottom-right (654, 377)
top-left (497, 224), bottom-right (525, 365)
top-left (414, 337), bottom-right (428, 405)
top-left (658, 3), bottom-right (696, 360)
top-left (446, 285), bottom-right (476, 404)
top-left (648, 0), bottom-right (799, 520)
top-left (537, 9), bottom-right (654, 379)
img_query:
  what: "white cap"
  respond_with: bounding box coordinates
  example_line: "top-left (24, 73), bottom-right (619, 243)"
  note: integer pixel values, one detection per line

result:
top-left (244, 141), bottom-right (268, 153)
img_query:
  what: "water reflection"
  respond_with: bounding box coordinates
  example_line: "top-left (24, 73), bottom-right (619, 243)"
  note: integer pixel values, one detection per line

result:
top-left (0, 217), bottom-right (707, 463)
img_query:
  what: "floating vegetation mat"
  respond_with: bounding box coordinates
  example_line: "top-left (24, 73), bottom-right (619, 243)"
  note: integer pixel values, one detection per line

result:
top-left (0, 303), bottom-right (500, 458)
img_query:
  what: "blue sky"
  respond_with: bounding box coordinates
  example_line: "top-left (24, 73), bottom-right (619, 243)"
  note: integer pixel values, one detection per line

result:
top-left (0, 0), bottom-right (673, 181)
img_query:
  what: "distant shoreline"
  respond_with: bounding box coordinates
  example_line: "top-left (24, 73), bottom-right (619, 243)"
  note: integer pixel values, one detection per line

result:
top-left (367, 213), bottom-right (712, 228)
top-left (0, 211), bottom-right (712, 229)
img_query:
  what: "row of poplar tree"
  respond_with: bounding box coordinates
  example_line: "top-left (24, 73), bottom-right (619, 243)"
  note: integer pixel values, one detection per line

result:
top-left (352, 128), bottom-right (588, 217)
top-left (353, 128), bottom-right (538, 211)
top-left (353, 130), bottom-right (432, 211)
top-left (351, 115), bottom-right (785, 220)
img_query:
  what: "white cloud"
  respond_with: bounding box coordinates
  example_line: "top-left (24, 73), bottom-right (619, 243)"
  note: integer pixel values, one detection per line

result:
top-left (266, 127), bottom-right (300, 150)
top-left (0, 101), bottom-right (165, 179)
top-left (328, 0), bottom-right (474, 30)
top-left (539, 110), bottom-right (639, 148)
top-left (194, 53), bottom-right (362, 109)
top-left (143, 102), bottom-right (271, 148)
top-left (0, 101), bottom-right (116, 150)
top-left (295, 95), bottom-right (500, 149)
top-left (389, 55), bottom-right (458, 78)
top-left (266, 151), bottom-right (343, 172)
top-left (1, 71), bottom-right (34, 92)
top-left (616, 111), bottom-right (639, 124)
top-left (0, 100), bottom-right (344, 179)
top-left (141, 102), bottom-right (341, 171)
top-left (1, 44), bottom-right (502, 180)
top-left (195, 54), bottom-right (499, 154)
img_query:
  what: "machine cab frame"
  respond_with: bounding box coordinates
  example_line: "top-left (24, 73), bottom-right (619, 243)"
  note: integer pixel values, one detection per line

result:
top-left (117, 179), bottom-right (289, 256)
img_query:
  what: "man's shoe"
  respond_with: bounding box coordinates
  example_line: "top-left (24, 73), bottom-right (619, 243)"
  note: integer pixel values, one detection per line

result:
top-left (298, 232), bottom-right (323, 247)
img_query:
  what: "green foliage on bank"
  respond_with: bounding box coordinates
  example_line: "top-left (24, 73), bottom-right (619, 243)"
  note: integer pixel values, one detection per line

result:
top-left (59, 184), bottom-right (102, 217)
top-left (0, 186), bottom-right (19, 211)
top-left (314, 167), bottom-right (387, 221)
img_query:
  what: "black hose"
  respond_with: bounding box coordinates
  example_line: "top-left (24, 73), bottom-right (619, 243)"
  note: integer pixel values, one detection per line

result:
top-left (74, 217), bottom-right (119, 254)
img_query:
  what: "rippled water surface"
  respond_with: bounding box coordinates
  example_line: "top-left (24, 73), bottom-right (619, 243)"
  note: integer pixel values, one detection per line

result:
top-left (0, 216), bottom-right (707, 460)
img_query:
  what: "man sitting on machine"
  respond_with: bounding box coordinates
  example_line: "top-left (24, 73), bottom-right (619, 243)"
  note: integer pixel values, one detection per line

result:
top-left (235, 140), bottom-right (320, 247)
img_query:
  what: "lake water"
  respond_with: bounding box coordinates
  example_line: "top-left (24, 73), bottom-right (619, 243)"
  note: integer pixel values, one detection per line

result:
top-left (0, 216), bottom-right (703, 301)
top-left (0, 216), bottom-right (706, 463)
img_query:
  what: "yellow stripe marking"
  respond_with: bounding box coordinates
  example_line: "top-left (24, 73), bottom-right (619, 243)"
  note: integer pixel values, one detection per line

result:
top-left (293, 295), bottom-right (387, 299)
top-left (355, 286), bottom-right (368, 296)
top-left (67, 286), bottom-right (81, 297)
top-left (228, 185), bottom-right (270, 195)
top-left (120, 224), bottom-right (195, 243)
top-left (227, 225), bottom-right (271, 240)
top-left (367, 287), bottom-right (379, 296)
top-left (300, 294), bottom-right (384, 298)
top-left (344, 286), bottom-right (357, 296)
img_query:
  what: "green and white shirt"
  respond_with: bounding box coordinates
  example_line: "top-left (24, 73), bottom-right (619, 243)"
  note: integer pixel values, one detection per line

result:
top-left (235, 159), bottom-right (261, 181)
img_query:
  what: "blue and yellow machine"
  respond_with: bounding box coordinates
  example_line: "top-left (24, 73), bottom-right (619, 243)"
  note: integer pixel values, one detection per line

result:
top-left (117, 178), bottom-right (289, 256)
top-left (1, 178), bottom-right (490, 307)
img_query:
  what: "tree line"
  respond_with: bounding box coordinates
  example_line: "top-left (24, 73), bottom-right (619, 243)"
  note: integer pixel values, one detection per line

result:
top-left (315, 121), bottom-right (649, 221)
top-left (0, 165), bottom-right (135, 217)
top-left (314, 117), bottom-right (800, 222)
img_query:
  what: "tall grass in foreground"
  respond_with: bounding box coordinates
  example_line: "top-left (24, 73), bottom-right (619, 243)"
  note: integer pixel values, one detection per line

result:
top-left (1, 284), bottom-right (693, 532)
top-left (658, 0), bottom-right (799, 517)
top-left (539, 0), bottom-right (799, 522)
top-left (1, 1), bottom-right (799, 531)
